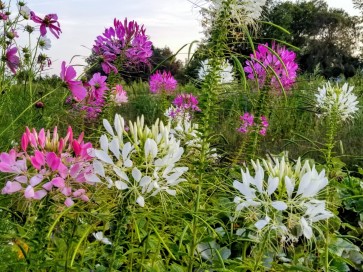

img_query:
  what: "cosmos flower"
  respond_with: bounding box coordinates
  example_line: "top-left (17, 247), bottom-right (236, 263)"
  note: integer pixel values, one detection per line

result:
top-left (244, 43), bottom-right (298, 92)
top-left (5, 46), bottom-right (20, 74)
top-left (60, 61), bottom-right (87, 101)
top-left (39, 36), bottom-right (51, 50)
top-left (149, 70), bottom-right (177, 94)
top-left (30, 11), bottom-right (62, 38)
top-left (315, 82), bottom-right (359, 122)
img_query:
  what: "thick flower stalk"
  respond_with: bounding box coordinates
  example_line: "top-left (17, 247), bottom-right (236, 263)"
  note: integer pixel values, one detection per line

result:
top-left (92, 18), bottom-right (153, 74)
top-left (232, 157), bottom-right (333, 242)
top-left (1, 126), bottom-right (95, 206)
top-left (88, 114), bottom-right (188, 207)
top-left (244, 43), bottom-right (298, 92)
top-left (149, 70), bottom-right (178, 94)
top-left (315, 82), bottom-right (359, 163)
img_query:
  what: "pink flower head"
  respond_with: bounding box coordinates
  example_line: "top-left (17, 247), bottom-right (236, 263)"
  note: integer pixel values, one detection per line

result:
top-left (112, 84), bottom-right (128, 104)
top-left (5, 46), bottom-right (20, 74)
top-left (259, 116), bottom-right (269, 136)
top-left (89, 72), bottom-right (108, 98)
top-left (244, 43), bottom-right (298, 92)
top-left (0, 12), bottom-right (8, 20)
top-left (1, 126), bottom-right (95, 205)
top-left (60, 61), bottom-right (87, 101)
top-left (30, 11), bottom-right (62, 39)
top-left (149, 71), bottom-right (177, 94)
top-left (173, 93), bottom-right (200, 112)
top-left (237, 112), bottom-right (255, 134)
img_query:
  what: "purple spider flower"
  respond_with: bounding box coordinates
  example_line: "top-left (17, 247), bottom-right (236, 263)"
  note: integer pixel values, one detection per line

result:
top-left (30, 11), bottom-right (61, 38)
top-left (237, 113), bottom-right (255, 134)
top-left (92, 18), bottom-right (152, 74)
top-left (244, 43), bottom-right (298, 92)
top-left (60, 61), bottom-right (87, 101)
top-left (5, 46), bottom-right (20, 74)
top-left (149, 71), bottom-right (177, 94)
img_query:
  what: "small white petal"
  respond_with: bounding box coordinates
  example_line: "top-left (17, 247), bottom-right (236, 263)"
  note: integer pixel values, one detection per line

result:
top-left (166, 189), bottom-right (176, 196)
top-left (95, 150), bottom-right (114, 165)
top-left (85, 173), bottom-right (101, 183)
top-left (267, 176), bottom-right (279, 195)
top-left (109, 138), bottom-right (120, 159)
top-left (100, 135), bottom-right (109, 152)
top-left (145, 138), bottom-right (158, 159)
top-left (255, 216), bottom-right (270, 230)
top-left (271, 201), bottom-right (288, 211)
top-left (300, 217), bottom-right (313, 239)
top-left (93, 160), bottom-right (105, 177)
top-left (115, 180), bottom-right (129, 190)
top-left (136, 195), bottom-right (145, 207)
top-left (103, 119), bottom-right (115, 136)
top-left (132, 167), bottom-right (142, 182)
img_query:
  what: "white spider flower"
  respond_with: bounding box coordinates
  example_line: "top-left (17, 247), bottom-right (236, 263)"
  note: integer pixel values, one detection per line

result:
top-left (93, 231), bottom-right (112, 245)
top-left (39, 36), bottom-right (51, 50)
top-left (88, 114), bottom-right (188, 207)
top-left (315, 82), bottom-right (359, 121)
top-left (198, 59), bottom-right (234, 84)
top-left (233, 157), bottom-right (333, 240)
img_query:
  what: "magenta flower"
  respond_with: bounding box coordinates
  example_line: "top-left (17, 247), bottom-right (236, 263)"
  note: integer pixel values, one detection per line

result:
top-left (237, 113), bottom-right (255, 134)
top-left (92, 18), bottom-right (152, 74)
top-left (30, 11), bottom-right (62, 38)
top-left (237, 113), bottom-right (269, 136)
top-left (0, 12), bottom-right (8, 20)
top-left (149, 71), bottom-right (177, 94)
top-left (173, 93), bottom-right (200, 112)
top-left (5, 46), bottom-right (20, 74)
top-left (60, 61), bottom-right (87, 101)
top-left (244, 43), bottom-right (298, 92)
top-left (89, 72), bottom-right (108, 97)
top-left (1, 126), bottom-right (95, 205)
top-left (112, 84), bottom-right (128, 104)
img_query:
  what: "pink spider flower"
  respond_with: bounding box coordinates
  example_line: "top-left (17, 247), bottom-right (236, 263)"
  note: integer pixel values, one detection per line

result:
top-left (4, 46), bottom-right (20, 74)
top-left (60, 61), bottom-right (87, 101)
top-left (244, 43), bottom-right (298, 92)
top-left (237, 112), bottom-right (255, 134)
top-left (149, 71), bottom-right (177, 94)
top-left (1, 126), bottom-right (96, 206)
top-left (259, 116), bottom-right (269, 136)
top-left (30, 11), bottom-right (62, 38)
top-left (112, 84), bottom-right (128, 105)
top-left (173, 93), bottom-right (200, 112)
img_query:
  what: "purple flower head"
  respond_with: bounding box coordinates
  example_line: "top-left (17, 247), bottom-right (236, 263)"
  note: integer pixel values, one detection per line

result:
top-left (5, 46), bottom-right (20, 74)
top-left (244, 43), bottom-right (298, 92)
top-left (149, 71), bottom-right (177, 94)
top-left (30, 11), bottom-right (61, 38)
top-left (173, 93), bottom-right (201, 112)
top-left (0, 12), bottom-right (8, 20)
top-left (259, 116), bottom-right (269, 136)
top-left (60, 61), bottom-right (87, 101)
top-left (237, 112), bottom-right (255, 134)
top-left (92, 18), bottom-right (152, 74)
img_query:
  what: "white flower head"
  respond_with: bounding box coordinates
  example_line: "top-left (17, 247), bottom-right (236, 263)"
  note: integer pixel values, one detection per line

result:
top-left (93, 231), bottom-right (112, 245)
top-left (198, 59), bottom-right (234, 84)
top-left (233, 156), bottom-right (333, 240)
top-left (39, 36), bottom-right (51, 50)
top-left (315, 82), bottom-right (359, 121)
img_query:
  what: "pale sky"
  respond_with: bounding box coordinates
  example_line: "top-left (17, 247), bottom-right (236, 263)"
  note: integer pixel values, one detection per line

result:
top-left (22, 0), bottom-right (359, 76)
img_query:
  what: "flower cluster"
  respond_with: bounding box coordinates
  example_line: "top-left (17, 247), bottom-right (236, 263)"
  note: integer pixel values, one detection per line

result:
top-left (232, 157), bottom-right (333, 241)
top-left (165, 93), bottom-right (200, 122)
top-left (198, 59), bottom-right (234, 84)
top-left (72, 73), bottom-right (108, 120)
top-left (92, 18), bottom-right (153, 74)
top-left (88, 114), bottom-right (188, 207)
top-left (244, 43), bottom-right (298, 92)
top-left (315, 82), bottom-right (359, 122)
top-left (1, 126), bottom-right (95, 206)
top-left (149, 70), bottom-right (178, 94)
top-left (237, 113), bottom-right (269, 136)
